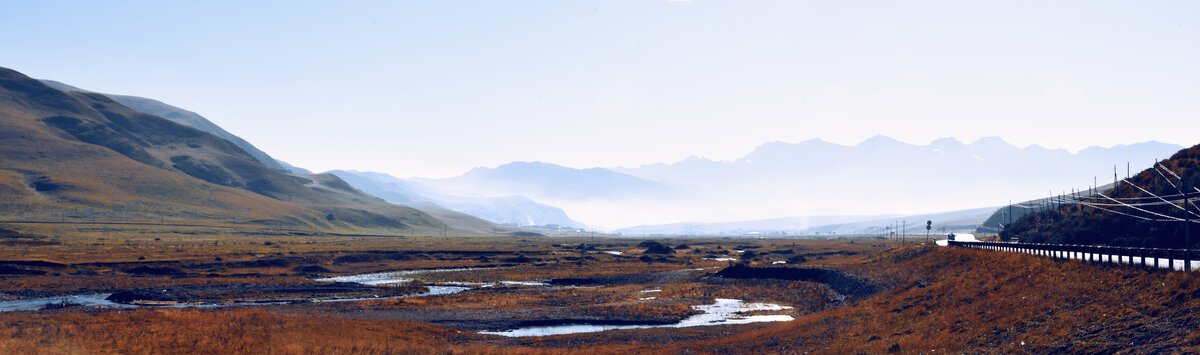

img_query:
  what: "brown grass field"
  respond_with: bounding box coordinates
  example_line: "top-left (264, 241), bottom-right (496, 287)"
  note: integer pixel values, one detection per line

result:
top-left (1, 221), bottom-right (1197, 354)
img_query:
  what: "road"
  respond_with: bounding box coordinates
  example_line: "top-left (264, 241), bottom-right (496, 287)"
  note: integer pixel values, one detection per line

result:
top-left (944, 237), bottom-right (1200, 271)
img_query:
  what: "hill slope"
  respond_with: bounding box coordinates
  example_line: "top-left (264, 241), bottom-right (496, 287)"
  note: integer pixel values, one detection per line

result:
top-left (0, 67), bottom-right (447, 233)
top-left (1003, 143), bottom-right (1200, 248)
top-left (38, 80), bottom-right (292, 173)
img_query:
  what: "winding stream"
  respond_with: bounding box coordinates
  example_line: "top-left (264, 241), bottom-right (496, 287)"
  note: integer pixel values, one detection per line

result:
top-left (0, 265), bottom-right (797, 338)
top-left (0, 267), bottom-right (488, 312)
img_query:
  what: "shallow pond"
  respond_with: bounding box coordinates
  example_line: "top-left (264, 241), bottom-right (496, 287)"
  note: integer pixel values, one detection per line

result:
top-left (314, 267), bottom-right (482, 285)
top-left (319, 267), bottom-right (548, 289)
top-left (479, 298), bottom-right (794, 337)
top-left (0, 294), bottom-right (133, 312)
top-left (312, 285), bottom-right (471, 303)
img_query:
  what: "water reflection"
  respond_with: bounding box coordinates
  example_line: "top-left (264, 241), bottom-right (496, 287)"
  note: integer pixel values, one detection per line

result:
top-left (314, 267), bottom-right (481, 286)
top-left (479, 298), bottom-right (794, 337)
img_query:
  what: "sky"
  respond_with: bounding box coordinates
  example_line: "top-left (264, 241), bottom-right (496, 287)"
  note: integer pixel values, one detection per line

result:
top-left (2, 1), bottom-right (1199, 178)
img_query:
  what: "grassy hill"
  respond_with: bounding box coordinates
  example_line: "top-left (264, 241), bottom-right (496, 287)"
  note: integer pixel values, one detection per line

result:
top-left (0, 67), bottom-right (454, 234)
top-left (1002, 143), bottom-right (1200, 248)
top-left (38, 79), bottom-right (293, 173)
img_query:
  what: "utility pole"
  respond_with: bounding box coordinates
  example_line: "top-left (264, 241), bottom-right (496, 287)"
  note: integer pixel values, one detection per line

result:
top-left (902, 220), bottom-right (906, 245)
top-left (1186, 175), bottom-right (1192, 272)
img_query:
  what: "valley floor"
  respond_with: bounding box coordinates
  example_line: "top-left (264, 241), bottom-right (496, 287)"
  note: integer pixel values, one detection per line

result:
top-left (0, 222), bottom-right (1197, 354)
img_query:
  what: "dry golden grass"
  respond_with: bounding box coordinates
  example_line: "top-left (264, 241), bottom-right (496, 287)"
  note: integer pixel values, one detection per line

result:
top-left (666, 245), bottom-right (1200, 354)
top-left (303, 282), bottom-right (702, 321)
top-left (0, 275), bottom-right (311, 297)
top-left (0, 308), bottom-right (570, 354)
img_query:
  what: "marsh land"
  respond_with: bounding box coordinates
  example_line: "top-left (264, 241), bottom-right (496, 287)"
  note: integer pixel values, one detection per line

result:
top-left (3, 221), bottom-right (1199, 354)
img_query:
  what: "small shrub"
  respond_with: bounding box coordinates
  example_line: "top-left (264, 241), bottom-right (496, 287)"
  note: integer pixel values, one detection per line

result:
top-left (641, 241), bottom-right (675, 254)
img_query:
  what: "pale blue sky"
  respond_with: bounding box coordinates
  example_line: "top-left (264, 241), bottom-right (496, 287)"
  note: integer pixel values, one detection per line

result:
top-left (3, 1), bottom-right (1198, 178)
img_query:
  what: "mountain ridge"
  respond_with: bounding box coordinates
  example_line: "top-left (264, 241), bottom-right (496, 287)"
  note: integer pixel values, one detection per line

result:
top-left (416, 161), bottom-right (673, 201)
top-left (38, 79), bottom-right (292, 173)
top-left (613, 206), bottom-right (997, 236)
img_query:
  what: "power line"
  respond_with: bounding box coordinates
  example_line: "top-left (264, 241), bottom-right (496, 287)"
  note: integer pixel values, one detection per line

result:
top-left (1080, 202), bottom-right (1159, 221)
top-left (1160, 162), bottom-right (1182, 180)
top-left (1123, 179), bottom-right (1200, 217)
top-left (1155, 165), bottom-right (1179, 190)
top-left (1096, 192), bottom-right (1183, 221)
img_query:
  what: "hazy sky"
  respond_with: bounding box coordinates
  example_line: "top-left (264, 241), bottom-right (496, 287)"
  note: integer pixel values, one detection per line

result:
top-left (3, 1), bottom-right (1198, 178)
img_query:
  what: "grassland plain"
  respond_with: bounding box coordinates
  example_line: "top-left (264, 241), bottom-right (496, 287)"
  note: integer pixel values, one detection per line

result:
top-left (3, 221), bottom-right (1194, 354)
top-left (0, 220), bottom-right (887, 353)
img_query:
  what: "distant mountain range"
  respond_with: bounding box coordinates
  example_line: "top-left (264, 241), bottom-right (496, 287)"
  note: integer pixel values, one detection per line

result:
top-left (406, 136), bottom-right (1182, 232)
top-left (614, 206), bottom-right (996, 236)
top-left (412, 161), bottom-right (673, 201)
top-left (619, 135), bottom-right (1179, 189)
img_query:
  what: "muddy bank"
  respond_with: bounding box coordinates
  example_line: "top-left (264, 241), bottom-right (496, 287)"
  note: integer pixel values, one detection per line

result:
top-left (548, 268), bottom-right (705, 286)
top-left (713, 264), bottom-right (879, 301)
top-left (105, 282), bottom-right (423, 305)
top-left (346, 299), bottom-right (704, 332)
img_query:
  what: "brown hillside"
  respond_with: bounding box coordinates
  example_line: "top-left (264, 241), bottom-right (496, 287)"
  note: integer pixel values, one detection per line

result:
top-left (1004, 143), bottom-right (1200, 248)
top-left (0, 67), bottom-right (446, 233)
top-left (670, 245), bottom-right (1200, 353)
